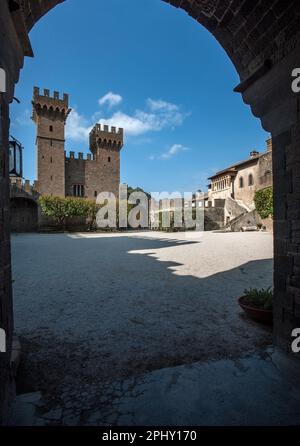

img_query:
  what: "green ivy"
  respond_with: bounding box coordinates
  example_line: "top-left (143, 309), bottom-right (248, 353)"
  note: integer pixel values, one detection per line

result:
top-left (254, 187), bottom-right (273, 219)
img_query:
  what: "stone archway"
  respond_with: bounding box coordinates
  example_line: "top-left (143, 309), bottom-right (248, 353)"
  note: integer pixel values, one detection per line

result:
top-left (1, 0), bottom-right (300, 424)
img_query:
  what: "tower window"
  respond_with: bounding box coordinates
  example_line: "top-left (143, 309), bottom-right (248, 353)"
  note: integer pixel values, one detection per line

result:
top-left (50, 156), bottom-right (53, 163)
top-left (51, 175), bottom-right (53, 181)
top-left (94, 191), bottom-right (98, 198)
top-left (49, 125), bottom-right (53, 132)
top-left (108, 157), bottom-right (111, 163)
top-left (73, 184), bottom-right (84, 198)
top-left (50, 140), bottom-right (53, 147)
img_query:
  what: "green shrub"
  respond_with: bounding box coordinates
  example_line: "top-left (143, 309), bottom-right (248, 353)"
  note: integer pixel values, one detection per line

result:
top-left (254, 187), bottom-right (273, 219)
top-left (39, 196), bottom-right (91, 228)
top-left (243, 287), bottom-right (273, 310)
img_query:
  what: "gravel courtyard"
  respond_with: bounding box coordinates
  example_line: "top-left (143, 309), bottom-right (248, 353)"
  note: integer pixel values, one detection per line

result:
top-left (11, 231), bottom-right (273, 425)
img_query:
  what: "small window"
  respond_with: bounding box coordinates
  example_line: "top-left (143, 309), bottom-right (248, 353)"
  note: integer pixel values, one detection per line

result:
top-left (50, 140), bottom-right (53, 147)
top-left (73, 184), bottom-right (84, 197)
top-left (94, 191), bottom-right (98, 198)
top-left (108, 157), bottom-right (111, 163)
top-left (49, 125), bottom-right (53, 132)
top-left (50, 156), bottom-right (53, 163)
top-left (51, 175), bottom-right (53, 181)
top-left (248, 174), bottom-right (254, 186)
top-left (239, 177), bottom-right (244, 188)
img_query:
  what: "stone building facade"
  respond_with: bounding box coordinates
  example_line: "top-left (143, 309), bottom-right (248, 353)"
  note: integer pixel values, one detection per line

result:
top-left (208, 139), bottom-right (273, 210)
top-left (32, 87), bottom-right (124, 200)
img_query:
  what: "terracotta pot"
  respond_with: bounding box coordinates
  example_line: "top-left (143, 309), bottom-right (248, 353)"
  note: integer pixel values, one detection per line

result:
top-left (238, 296), bottom-right (273, 325)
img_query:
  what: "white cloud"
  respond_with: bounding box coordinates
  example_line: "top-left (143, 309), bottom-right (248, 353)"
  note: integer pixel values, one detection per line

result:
top-left (65, 108), bottom-right (92, 142)
top-left (161, 144), bottom-right (189, 160)
top-left (98, 112), bottom-right (152, 136)
top-left (147, 98), bottom-right (179, 113)
top-left (99, 99), bottom-right (187, 137)
top-left (59, 96), bottom-right (189, 142)
top-left (99, 92), bottom-right (123, 108)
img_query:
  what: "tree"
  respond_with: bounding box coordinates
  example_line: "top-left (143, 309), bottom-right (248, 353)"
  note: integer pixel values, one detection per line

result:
top-left (39, 196), bottom-right (90, 229)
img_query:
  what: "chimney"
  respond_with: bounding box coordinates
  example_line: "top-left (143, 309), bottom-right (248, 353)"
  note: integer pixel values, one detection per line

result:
top-left (250, 150), bottom-right (259, 159)
top-left (266, 138), bottom-right (273, 152)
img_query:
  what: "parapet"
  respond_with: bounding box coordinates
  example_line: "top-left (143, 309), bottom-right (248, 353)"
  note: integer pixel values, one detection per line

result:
top-left (91, 123), bottom-right (123, 137)
top-left (10, 177), bottom-right (37, 197)
top-left (32, 86), bottom-right (71, 122)
top-left (65, 151), bottom-right (95, 161)
top-left (33, 87), bottom-right (69, 106)
top-left (89, 123), bottom-right (124, 155)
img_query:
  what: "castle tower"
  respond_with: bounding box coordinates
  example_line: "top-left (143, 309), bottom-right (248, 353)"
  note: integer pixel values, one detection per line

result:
top-left (89, 124), bottom-right (124, 197)
top-left (32, 87), bottom-right (71, 197)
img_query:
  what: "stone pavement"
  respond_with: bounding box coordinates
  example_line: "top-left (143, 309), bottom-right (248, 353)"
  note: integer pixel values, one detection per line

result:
top-left (9, 231), bottom-right (282, 426)
top-left (9, 348), bottom-right (300, 426)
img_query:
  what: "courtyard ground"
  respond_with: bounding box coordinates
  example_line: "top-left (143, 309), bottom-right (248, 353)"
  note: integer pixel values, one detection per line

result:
top-left (10, 230), bottom-right (296, 426)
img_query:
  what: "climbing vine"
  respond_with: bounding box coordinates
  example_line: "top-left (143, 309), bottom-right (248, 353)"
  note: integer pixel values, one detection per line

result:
top-left (254, 187), bottom-right (273, 219)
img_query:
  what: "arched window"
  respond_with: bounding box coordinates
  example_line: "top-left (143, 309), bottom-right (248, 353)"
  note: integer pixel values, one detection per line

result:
top-left (239, 177), bottom-right (244, 188)
top-left (248, 174), bottom-right (254, 186)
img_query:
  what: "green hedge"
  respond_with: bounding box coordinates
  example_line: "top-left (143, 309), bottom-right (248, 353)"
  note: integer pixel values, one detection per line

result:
top-left (39, 196), bottom-right (146, 230)
top-left (254, 187), bottom-right (273, 219)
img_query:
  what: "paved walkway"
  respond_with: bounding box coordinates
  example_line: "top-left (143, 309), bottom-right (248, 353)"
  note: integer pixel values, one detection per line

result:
top-left (10, 231), bottom-right (285, 426)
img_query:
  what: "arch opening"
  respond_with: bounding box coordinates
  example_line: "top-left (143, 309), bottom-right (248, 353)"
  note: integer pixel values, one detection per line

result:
top-left (1, 0), bottom-right (300, 427)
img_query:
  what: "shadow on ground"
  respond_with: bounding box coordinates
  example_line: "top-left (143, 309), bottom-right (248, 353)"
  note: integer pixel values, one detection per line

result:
top-left (10, 233), bottom-right (274, 425)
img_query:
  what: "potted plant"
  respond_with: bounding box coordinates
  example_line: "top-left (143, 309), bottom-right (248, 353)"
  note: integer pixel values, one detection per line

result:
top-left (238, 287), bottom-right (273, 325)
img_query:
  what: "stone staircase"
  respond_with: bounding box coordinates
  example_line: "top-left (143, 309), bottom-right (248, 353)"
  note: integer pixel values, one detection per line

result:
top-left (224, 197), bottom-right (261, 232)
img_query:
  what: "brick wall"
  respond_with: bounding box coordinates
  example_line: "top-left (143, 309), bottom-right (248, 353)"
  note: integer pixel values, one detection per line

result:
top-left (0, 0), bottom-right (29, 424)
top-left (65, 150), bottom-right (121, 200)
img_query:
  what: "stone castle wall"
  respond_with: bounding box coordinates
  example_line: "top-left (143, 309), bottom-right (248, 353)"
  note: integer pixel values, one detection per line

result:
top-left (65, 149), bottom-right (120, 200)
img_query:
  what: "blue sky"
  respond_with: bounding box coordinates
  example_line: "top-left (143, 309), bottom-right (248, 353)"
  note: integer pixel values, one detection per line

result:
top-left (11, 0), bottom-right (269, 194)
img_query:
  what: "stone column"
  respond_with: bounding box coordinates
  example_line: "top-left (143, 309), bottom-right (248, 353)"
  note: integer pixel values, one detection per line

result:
top-left (243, 45), bottom-right (300, 353)
top-left (0, 0), bottom-right (30, 424)
top-left (0, 87), bottom-right (14, 426)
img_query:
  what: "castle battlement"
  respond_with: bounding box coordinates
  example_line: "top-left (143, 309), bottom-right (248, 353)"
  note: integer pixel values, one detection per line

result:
top-left (33, 86), bottom-right (69, 107)
top-left (32, 87), bottom-right (123, 200)
top-left (65, 151), bottom-right (94, 161)
top-left (89, 123), bottom-right (124, 156)
top-left (32, 87), bottom-right (71, 123)
top-left (91, 123), bottom-right (123, 136)
top-left (10, 177), bottom-right (37, 197)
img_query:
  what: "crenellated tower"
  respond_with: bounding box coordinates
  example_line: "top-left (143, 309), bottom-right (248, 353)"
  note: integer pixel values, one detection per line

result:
top-left (88, 124), bottom-right (124, 197)
top-left (89, 124), bottom-right (123, 157)
top-left (32, 87), bottom-right (71, 197)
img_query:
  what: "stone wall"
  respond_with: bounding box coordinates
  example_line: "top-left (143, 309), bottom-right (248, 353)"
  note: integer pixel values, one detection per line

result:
top-left (10, 198), bottom-right (38, 232)
top-left (0, 0), bottom-right (26, 426)
top-left (230, 210), bottom-right (262, 232)
top-left (204, 207), bottom-right (225, 231)
top-left (65, 149), bottom-right (121, 200)
top-left (257, 150), bottom-right (273, 190)
top-left (33, 88), bottom-right (69, 198)
top-left (233, 160), bottom-right (260, 207)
